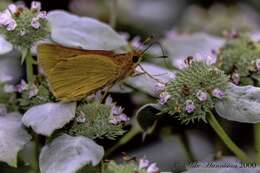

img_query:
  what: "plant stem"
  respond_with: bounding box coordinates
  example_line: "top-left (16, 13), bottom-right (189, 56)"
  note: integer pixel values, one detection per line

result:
top-left (31, 133), bottom-right (40, 173)
top-left (254, 123), bottom-right (260, 165)
top-left (109, 0), bottom-right (118, 28)
top-left (207, 111), bottom-right (251, 163)
top-left (25, 49), bottom-right (34, 83)
top-left (105, 125), bottom-right (142, 157)
top-left (178, 132), bottom-right (195, 161)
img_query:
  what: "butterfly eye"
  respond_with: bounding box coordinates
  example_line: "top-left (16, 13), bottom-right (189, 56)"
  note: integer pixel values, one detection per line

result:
top-left (132, 56), bottom-right (139, 63)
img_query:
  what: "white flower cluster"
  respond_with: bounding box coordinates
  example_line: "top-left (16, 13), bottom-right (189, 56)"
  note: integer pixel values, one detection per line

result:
top-left (4, 80), bottom-right (39, 98)
top-left (139, 157), bottom-right (160, 173)
top-left (105, 96), bottom-right (130, 125)
top-left (0, 1), bottom-right (47, 32)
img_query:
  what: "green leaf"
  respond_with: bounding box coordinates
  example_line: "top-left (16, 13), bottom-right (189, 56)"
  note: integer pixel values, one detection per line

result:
top-left (39, 134), bottom-right (104, 173)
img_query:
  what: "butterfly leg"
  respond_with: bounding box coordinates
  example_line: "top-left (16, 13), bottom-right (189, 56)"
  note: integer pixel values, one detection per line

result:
top-left (101, 83), bottom-right (114, 103)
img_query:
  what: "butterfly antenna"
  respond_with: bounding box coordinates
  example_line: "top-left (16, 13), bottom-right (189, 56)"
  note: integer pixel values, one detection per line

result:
top-left (138, 64), bottom-right (165, 84)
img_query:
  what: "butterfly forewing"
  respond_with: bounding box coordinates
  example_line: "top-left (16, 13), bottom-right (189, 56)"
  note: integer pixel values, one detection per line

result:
top-left (48, 55), bottom-right (121, 101)
top-left (37, 44), bottom-right (115, 76)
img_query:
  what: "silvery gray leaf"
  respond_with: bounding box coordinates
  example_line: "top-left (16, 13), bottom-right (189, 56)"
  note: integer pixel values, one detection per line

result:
top-left (0, 35), bottom-right (12, 55)
top-left (126, 63), bottom-right (174, 97)
top-left (0, 50), bottom-right (22, 84)
top-left (48, 10), bottom-right (127, 50)
top-left (39, 134), bottom-right (104, 173)
top-left (22, 102), bottom-right (76, 136)
top-left (162, 33), bottom-right (224, 69)
top-left (0, 112), bottom-right (32, 167)
top-left (215, 83), bottom-right (260, 123)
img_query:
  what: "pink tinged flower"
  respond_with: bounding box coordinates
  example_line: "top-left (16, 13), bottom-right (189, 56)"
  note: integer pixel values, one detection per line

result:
top-left (3, 84), bottom-right (16, 93)
top-left (37, 11), bottom-right (47, 19)
top-left (0, 104), bottom-right (7, 116)
top-left (109, 117), bottom-right (119, 125)
top-left (0, 10), bottom-right (12, 26)
top-left (31, 1), bottom-right (41, 11)
top-left (147, 163), bottom-right (160, 173)
top-left (256, 59), bottom-right (260, 72)
top-left (112, 106), bottom-right (124, 115)
top-left (109, 114), bottom-right (129, 125)
top-left (212, 88), bottom-right (225, 99)
top-left (16, 80), bottom-right (28, 93)
top-left (6, 19), bottom-right (17, 31)
top-left (139, 158), bottom-right (150, 170)
top-left (28, 84), bottom-right (39, 98)
top-left (159, 91), bottom-right (171, 105)
top-left (31, 17), bottom-right (40, 29)
top-left (196, 90), bottom-right (208, 102)
top-left (185, 100), bottom-right (195, 113)
top-left (231, 71), bottom-right (240, 85)
top-left (118, 114), bottom-right (130, 122)
top-left (154, 83), bottom-right (165, 95)
top-left (8, 4), bottom-right (17, 14)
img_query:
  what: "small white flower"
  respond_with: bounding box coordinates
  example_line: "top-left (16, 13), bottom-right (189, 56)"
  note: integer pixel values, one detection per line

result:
top-left (6, 19), bottom-right (17, 31)
top-left (76, 113), bottom-right (86, 123)
top-left (3, 84), bottom-right (16, 93)
top-left (0, 10), bottom-right (12, 26)
top-left (212, 88), bottom-right (225, 99)
top-left (139, 158), bottom-right (150, 170)
top-left (159, 91), bottom-right (171, 105)
top-left (109, 114), bottom-right (129, 125)
top-left (37, 11), bottom-right (47, 19)
top-left (118, 114), bottom-right (130, 122)
top-left (8, 4), bottom-right (17, 14)
top-left (196, 90), bottom-right (208, 102)
top-left (147, 163), bottom-right (160, 173)
top-left (31, 1), bottom-right (41, 11)
top-left (28, 84), bottom-right (39, 98)
top-left (15, 80), bottom-right (28, 93)
top-left (31, 17), bottom-right (40, 29)
top-left (20, 30), bottom-right (26, 36)
top-left (154, 83), bottom-right (165, 95)
top-left (112, 106), bottom-right (124, 115)
top-left (109, 117), bottom-right (119, 125)
top-left (185, 100), bottom-right (195, 113)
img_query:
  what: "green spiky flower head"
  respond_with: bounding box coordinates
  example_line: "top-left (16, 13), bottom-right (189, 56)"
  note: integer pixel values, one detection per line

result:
top-left (161, 60), bottom-right (229, 124)
top-left (217, 33), bottom-right (260, 86)
top-left (69, 97), bottom-right (129, 140)
top-left (0, 2), bottom-right (50, 50)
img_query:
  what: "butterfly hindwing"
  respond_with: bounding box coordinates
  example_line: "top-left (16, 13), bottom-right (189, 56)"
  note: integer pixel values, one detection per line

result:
top-left (48, 54), bottom-right (121, 101)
